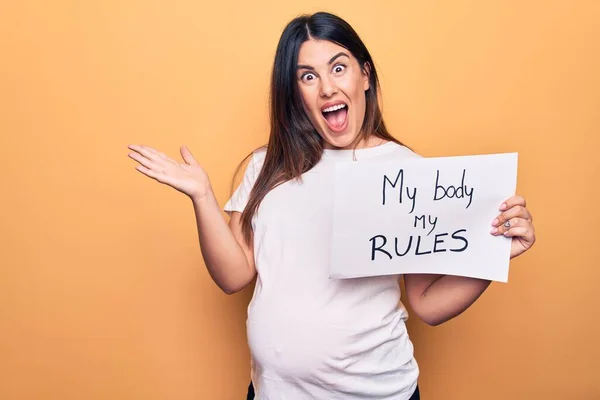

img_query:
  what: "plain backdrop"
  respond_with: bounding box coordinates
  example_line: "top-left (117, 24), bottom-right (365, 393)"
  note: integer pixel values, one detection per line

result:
top-left (2, 1), bottom-right (599, 399)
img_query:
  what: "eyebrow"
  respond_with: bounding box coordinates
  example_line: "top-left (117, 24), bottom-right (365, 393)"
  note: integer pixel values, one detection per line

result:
top-left (297, 52), bottom-right (350, 71)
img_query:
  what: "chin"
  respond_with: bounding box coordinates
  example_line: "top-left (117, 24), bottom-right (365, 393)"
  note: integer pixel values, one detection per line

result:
top-left (321, 131), bottom-right (359, 150)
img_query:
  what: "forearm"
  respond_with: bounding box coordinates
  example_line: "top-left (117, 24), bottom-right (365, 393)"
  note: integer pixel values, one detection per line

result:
top-left (409, 274), bottom-right (491, 326)
top-left (191, 190), bottom-right (255, 294)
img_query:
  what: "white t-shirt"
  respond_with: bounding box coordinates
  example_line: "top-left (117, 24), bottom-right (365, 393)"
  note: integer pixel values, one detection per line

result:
top-left (224, 141), bottom-right (421, 399)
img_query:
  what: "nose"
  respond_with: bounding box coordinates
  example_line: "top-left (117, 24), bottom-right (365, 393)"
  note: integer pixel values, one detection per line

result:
top-left (319, 75), bottom-right (338, 98)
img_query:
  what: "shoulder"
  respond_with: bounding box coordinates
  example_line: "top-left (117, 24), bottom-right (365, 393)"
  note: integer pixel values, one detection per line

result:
top-left (252, 145), bottom-right (267, 164)
top-left (248, 146), bottom-right (267, 175)
top-left (389, 142), bottom-right (424, 159)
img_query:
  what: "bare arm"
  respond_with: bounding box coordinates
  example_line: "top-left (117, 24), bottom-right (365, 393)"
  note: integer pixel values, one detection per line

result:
top-left (192, 193), bottom-right (256, 294)
top-left (404, 274), bottom-right (491, 326)
top-left (404, 195), bottom-right (536, 326)
top-left (127, 144), bottom-right (256, 294)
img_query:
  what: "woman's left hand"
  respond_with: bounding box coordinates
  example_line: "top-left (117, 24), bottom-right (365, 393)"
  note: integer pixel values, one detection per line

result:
top-left (490, 195), bottom-right (536, 259)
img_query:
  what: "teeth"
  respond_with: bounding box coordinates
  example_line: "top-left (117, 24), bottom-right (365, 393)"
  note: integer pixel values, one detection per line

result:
top-left (322, 104), bottom-right (347, 113)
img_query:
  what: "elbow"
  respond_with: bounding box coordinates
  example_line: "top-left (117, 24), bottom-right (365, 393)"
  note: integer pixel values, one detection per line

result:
top-left (212, 278), bottom-right (239, 295)
top-left (413, 307), bottom-right (447, 327)
top-left (420, 310), bottom-right (461, 327)
top-left (409, 297), bottom-right (460, 326)
top-left (422, 316), bottom-right (444, 327)
top-left (418, 312), bottom-right (440, 326)
top-left (214, 268), bottom-right (256, 295)
top-left (220, 285), bottom-right (242, 295)
top-left (219, 279), bottom-right (252, 295)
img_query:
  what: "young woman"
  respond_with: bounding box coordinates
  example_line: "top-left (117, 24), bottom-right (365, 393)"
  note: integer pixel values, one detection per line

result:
top-left (128, 12), bottom-right (535, 400)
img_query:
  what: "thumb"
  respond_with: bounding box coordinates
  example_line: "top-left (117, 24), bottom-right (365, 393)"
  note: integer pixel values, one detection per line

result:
top-left (180, 145), bottom-right (198, 165)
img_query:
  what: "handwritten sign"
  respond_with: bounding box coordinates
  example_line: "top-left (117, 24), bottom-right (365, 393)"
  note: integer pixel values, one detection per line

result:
top-left (329, 153), bottom-right (518, 282)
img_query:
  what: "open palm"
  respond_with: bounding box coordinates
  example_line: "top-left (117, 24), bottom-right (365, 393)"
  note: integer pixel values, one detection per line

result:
top-left (127, 144), bottom-right (211, 200)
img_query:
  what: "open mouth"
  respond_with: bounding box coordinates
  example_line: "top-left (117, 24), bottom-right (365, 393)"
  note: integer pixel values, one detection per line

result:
top-left (321, 102), bottom-right (349, 133)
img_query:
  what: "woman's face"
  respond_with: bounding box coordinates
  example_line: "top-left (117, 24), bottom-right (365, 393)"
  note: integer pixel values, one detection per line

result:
top-left (296, 39), bottom-right (370, 150)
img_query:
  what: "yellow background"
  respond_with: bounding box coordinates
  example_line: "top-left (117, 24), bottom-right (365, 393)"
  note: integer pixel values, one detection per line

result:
top-left (2, 1), bottom-right (599, 399)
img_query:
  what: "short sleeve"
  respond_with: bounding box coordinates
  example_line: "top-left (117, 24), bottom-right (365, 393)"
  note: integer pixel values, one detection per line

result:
top-left (224, 149), bottom-right (265, 215)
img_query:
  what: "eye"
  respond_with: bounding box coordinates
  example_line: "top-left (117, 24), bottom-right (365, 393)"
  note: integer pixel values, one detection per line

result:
top-left (301, 72), bottom-right (317, 83)
top-left (333, 64), bottom-right (346, 74)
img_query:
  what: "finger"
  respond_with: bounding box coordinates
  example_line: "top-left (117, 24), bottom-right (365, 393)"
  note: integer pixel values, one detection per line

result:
top-left (128, 144), bottom-right (170, 163)
top-left (135, 164), bottom-right (161, 180)
top-left (180, 145), bottom-right (198, 166)
top-left (491, 217), bottom-right (527, 235)
top-left (499, 195), bottom-right (526, 211)
top-left (491, 206), bottom-right (532, 227)
top-left (502, 225), bottom-right (535, 242)
top-left (144, 145), bottom-right (171, 160)
top-left (128, 151), bottom-right (159, 170)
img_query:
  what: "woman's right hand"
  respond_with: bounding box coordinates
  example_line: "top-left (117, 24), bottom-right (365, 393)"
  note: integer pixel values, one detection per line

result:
top-left (127, 144), bottom-right (212, 200)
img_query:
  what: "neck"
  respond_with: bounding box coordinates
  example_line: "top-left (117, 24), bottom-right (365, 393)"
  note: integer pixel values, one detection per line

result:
top-left (357, 135), bottom-right (387, 149)
top-left (324, 134), bottom-right (388, 151)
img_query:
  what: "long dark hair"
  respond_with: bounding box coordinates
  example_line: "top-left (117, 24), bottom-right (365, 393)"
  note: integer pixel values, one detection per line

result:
top-left (237, 11), bottom-right (407, 244)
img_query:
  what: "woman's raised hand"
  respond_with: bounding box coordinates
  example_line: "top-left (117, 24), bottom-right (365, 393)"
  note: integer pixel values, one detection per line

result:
top-left (128, 144), bottom-right (211, 200)
top-left (490, 195), bottom-right (536, 259)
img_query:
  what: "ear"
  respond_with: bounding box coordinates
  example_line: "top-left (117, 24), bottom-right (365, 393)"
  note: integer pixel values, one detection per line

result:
top-left (362, 61), bottom-right (371, 91)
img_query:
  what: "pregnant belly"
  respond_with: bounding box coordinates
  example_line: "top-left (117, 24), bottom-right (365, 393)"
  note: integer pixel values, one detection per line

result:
top-left (247, 307), bottom-right (336, 380)
top-left (246, 296), bottom-right (410, 383)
